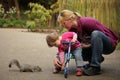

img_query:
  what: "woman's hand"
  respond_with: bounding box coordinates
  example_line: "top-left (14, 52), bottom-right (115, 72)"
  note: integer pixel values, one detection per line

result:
top-left (53, 58), bottom-right (62, 68)
top-left (81, 43), bottom-right (91, 48)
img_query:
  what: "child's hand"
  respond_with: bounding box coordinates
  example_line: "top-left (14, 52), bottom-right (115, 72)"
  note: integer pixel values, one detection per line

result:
top-left (71, 39), bottom-right (76, 43)
top-left (61, 63), bottom-right (65, 70)
top-left (54, 58), bottom-right (62, 68)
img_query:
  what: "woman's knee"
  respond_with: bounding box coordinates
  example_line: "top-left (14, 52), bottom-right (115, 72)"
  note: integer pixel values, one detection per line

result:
top-left (91, 30), bottom-right (101, 38)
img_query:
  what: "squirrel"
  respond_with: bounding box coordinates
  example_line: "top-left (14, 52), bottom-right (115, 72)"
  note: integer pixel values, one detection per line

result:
top-left (9, 59), bottom-right (42, 72)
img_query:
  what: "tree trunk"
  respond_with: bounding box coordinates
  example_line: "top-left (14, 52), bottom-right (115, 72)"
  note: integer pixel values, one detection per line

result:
top-left (14, 0), bottom-right (20, 19)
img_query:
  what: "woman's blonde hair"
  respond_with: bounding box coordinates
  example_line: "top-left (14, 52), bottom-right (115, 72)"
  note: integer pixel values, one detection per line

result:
top-left (46, 32), bottom-right (59, 47)
top-left (57, 9), bottom-right (82, 23)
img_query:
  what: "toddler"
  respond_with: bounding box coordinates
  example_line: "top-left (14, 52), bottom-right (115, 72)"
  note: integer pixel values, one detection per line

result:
top-left (46, 32), bottom-right (84, 76)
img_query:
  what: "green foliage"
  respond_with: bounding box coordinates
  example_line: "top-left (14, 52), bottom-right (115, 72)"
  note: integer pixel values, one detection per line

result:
top-left (13, 20), bottom-right (25, 28)
top-left (0, 4), bottom-right (25, 28)
top-left (24, 2), bottom-right (52, 30)
top-left (60, 28), bottom-right (68, 34)
top-left (0, 18), bottom-right (5, 26)
top-left (0, 4), bottom-right (5, 18)
top-left (0, 19), bottom-right (25, 28)
top-left (25, 20), bottom-right (36, 32)
top-left (0, 4), bottom-right (16, 19)
top-left (50, 1), bottom-right (59, 14)
top-left (38, 0), bottom-right (57, 9)
top-left (6, 7), bottom-right (16, 19)
top-left (116, 42), bottom-right (120, 50)
top-left (2, 19), bottom-right (13, 27)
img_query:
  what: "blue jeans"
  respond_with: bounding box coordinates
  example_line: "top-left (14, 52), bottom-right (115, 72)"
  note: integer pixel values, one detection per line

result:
top-left (71, 46), bottom-right (84, 68)
top-left (57, 46), bottom-right (84, 68)
top-left (82, 30), bottom-right (115, 67)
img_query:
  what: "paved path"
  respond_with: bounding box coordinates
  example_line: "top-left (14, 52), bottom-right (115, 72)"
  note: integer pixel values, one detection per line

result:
top-left (0, 28), bottom-right (120, 80)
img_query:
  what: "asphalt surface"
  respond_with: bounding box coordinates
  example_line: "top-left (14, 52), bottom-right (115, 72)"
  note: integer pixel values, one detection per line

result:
top-left (0, 28), bottom-right (120, 80)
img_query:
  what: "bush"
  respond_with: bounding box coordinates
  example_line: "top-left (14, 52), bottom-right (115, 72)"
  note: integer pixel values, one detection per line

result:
top-left (0, 19), bottom-right (25, 28)
top-left (0, 4), bottom-right (26, 28)
top-left (24, 3), bottom-right (52, 31)
top-left (116, 42), bottom-right (120, 50)
top-left (60, 28), bottom-right (68, 34)
top-left (0, 4), bottom-right (5, 18)
top-left (13, 20), bottom-right (25, 28)
top-left (25, 20), bottom-right (36, 31)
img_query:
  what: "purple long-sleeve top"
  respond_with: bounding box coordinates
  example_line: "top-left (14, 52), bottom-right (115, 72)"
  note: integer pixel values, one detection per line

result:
top-left (69, 17), bottom-right (118, 47)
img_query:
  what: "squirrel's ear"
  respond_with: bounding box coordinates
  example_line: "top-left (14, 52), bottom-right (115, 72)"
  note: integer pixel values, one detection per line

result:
top-left (31, 69), bottom-right (34, 72)
top-left (36, 66), bottom-right (40, 68)
top-left (9, 64), bottom-right (11, 68)
top-left (37, 66), bottom-right (42, 71)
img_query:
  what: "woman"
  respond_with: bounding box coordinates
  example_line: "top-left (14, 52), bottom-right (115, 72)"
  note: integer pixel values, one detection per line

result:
top-left (54, 9), bottom-right (118, 76)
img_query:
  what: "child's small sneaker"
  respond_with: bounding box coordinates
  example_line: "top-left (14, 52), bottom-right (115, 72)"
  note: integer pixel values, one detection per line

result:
top-left (76, 68), bottom-right (83, 76)
top-left (53, 68), bottom-right (61, 74)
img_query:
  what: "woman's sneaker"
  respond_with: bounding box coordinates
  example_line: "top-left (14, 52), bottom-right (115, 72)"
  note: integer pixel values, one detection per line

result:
top-left (76, 68), bottom-right (83, 76)
top-left (83, 56), bottom-right (104, 69)
top-left (83, 66), bottom-right (101, 76)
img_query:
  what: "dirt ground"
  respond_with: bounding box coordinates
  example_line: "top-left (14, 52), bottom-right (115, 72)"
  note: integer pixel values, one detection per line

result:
top-left (0, 28), bottom-right (120, 80)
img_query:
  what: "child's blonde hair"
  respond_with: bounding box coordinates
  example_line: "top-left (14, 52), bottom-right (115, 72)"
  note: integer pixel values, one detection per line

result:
top-left (57, 9), bottom-right (82, 23)
top-left (46, 32), bottom-right (59, 47)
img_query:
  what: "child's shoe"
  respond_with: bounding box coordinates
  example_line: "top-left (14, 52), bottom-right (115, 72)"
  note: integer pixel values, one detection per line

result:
top-left (76, 68), bottom-right (83, 76)
top-left (53, 68), bottom-right (61, 74)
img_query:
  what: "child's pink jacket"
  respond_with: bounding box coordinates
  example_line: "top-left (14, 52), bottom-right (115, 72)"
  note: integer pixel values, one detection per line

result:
top-left (57, 32), bottom-right (81, 63)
